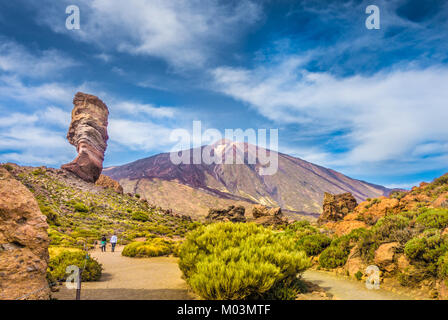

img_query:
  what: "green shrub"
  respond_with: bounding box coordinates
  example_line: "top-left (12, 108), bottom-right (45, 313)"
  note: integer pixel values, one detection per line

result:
top-left (404, 232), bottom-right (448, 276)
top-left (122, 238), bottom-right (173, 257)
top-left (416, 209), bottom-right (448, 229)
top-left (131, 211), bottom-right (149, 222)
top-left (319, 246), bottom-right (349, 268)
top-left (434, 175), bottom-right (448, 186)
top-left (73, 202), bottom-right (89, 213)
top-left (354, 270), bottom-right (363, 281)
top-left (47, 250), bottom-right (102, 282)
top-left (38, 203), bottom-right (60, 226)
top-left (296, 233), bottom-right (331, 256)
top-left (372, 214), bottom-right (412, 243)
top-left (179, 222), bottom-right (310, 300)
top-left (32, 168), bottom-right (46, 176)
top-left (437, 252), bottom-right (448, 278)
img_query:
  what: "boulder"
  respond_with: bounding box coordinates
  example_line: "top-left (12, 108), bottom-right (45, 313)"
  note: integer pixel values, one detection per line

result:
top-left (95, 174), bottom-right (123, 194)
top-left (318, 192), bottom-right (357, 224)
top-left (61, 92), bottom-right (109, 183)
top-left (0, 168), bottom-right (50, 300)
top-left (374, 242), bottom-right (399, 273)
top-left (251, 205), bottom-right (287, 226)
top-left (206, 205), bottom-right (246, 223)
top-left (345, 246), bottom-right (365, 276)
top-left (252, 205), bottom-right (282, 218)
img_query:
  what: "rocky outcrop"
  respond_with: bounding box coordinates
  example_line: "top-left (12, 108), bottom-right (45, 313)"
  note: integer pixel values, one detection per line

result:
top-left (0, 168), bottom-right (50, 300)
top-left (206, 205), bottom-right (246, 223)
top-left (62, 92), bottom-right (109, 183)
top-left (374, 242), bottom-right (399, 273)
top-left (95, 174), bottom-right (123, 194)
top-left (251, 205), bottom-right (288, 226)
top-left (318, 192), bottom-right (357, 224)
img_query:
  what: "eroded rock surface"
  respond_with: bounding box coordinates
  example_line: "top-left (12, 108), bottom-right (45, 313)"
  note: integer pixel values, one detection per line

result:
top-left (318, 192), bottom-right (358, 224)
top-left (251, 205), bottom-right (287, 226)
top-left (95, 174), bottom-right (123, 194)
top-left (0, 168), bottom-right (50, 300)
top-left (206, 205), bottom-right (246, 223)
top-left (62, 92), bottom-right (109, 183)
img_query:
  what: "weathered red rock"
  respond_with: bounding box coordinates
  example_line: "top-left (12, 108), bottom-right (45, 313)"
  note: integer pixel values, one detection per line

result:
top-left (318, 192), bottom-right (358, 224)
top-left (95, 174), bottom-right (123, 194)
top-left (206, 205), bottom-right (246, 223)
top-left (0, 168), bottom-right (50, 300)
top-left (61, 92), bottom-right (109, 183)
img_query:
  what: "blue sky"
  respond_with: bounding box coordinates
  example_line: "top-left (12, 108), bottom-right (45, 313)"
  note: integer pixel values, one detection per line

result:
top-left (0, 0), bottom-right (447, 188)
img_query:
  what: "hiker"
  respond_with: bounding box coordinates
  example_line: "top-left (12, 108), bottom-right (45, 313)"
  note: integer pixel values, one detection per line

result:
top-left (101, 235), bottom-right (107, 252)
top-left (110, 234), bottom-right (118, 252)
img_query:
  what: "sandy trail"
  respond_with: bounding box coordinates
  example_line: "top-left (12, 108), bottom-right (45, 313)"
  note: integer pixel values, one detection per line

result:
top-left (53, 246), bottom-right (195, 300)
top-left (302, 270), bottom-right (414, 300)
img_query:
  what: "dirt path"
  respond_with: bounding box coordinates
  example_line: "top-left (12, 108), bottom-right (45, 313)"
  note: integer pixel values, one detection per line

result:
top-left (302, 270), bottom-right (414, 300)
top-left (53, 247), bottom-right (195, 300)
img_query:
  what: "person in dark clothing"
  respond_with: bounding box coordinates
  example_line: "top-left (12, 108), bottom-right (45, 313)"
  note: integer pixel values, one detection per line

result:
top-left (101, 235), bottom-right (107, 252)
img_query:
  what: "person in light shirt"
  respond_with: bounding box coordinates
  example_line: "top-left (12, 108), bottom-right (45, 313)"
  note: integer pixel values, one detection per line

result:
top-left (110, 234), bottom-right (118, 252)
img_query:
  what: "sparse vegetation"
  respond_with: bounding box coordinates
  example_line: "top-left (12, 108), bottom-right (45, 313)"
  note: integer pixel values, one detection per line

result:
top-left (8, 165), bottom-right (195, 249)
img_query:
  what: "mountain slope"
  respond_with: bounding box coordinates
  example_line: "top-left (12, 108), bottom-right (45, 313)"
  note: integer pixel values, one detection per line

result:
top-left (103, 141), bottom-right (391, 218)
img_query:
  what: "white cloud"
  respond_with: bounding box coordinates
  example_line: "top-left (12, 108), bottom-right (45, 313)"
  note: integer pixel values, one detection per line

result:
top-left (38, 0), bottom-right (261, 68)
top-left (212, 58), bottom-right (448, 175)
top-left (0, 109), bottom-right (75, 166)
top-left (112, 101), bottom-right (175, 119)
top-left (109, 118), bottom-right (174, 151)
top-left (0, 39), bottom-right (76, 78)
top-left (0, 75), bottom-right (74, 105)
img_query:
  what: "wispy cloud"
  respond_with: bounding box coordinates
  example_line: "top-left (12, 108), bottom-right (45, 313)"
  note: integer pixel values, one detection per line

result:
top-left (0, 39), bottom-right (77, 78)
top-left (212, 57), bottom-right (448, 176)
top-left (36, 0), bottom-right (262, 69)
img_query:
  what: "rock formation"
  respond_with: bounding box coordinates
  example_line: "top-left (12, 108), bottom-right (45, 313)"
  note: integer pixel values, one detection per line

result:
top-left (0, 168), bottom-right (50, 300)
top-left (95, 174), bottom-right (123, 194)
top-left (374, 242), bottom-right (400, 273)
top-left (251, 205), bottom-right (288, 226)
top-left (318, 192), bottom-right (358, 224)
top-left (62, 92), bottom-right (109, 183)
top-left (206, 205), bottom-right (246, 223)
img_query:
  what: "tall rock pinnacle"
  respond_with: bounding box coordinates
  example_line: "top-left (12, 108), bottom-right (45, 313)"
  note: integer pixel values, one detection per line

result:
top-left (61, 92), bottom-right (109, 183)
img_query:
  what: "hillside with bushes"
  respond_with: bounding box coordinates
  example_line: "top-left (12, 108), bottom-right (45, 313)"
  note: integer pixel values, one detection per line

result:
top-left (1, 163), bottom-right (198, 249)
top-left (313, 173), bottom-right (448, 299)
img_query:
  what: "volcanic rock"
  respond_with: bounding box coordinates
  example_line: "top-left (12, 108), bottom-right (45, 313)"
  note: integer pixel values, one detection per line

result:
top-left (206, 205), bottom-right (246, 223)
top-left (251, 205), bottom-right (287, 226)
top-left (61, 92), bottom-right (109, 183)
top-left (318, 192), bottom-right (358, 224)
top-left (0, 168), bottom-right (50, 300)
top-left (374, 242), bottom-right (399, 273)
top-left (95, 174), bottom-right (123, 194)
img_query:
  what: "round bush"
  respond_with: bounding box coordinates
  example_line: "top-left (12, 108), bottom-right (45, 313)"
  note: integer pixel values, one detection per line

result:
top-left (404, 232), bottom-right (448, 275)
top-left (131, 211), bottom-right (149, 222)
top-left (297, 233), bottom-right (331, 256)
top-left (122, 238), bottom-right (173, 257)
top-left (47, 250), bottom-right (102, 282)
top-left (416, 209), bottom-right (448, 229)
top-left (319, 246), bottom-right (349, 269)
top-left (437, 252), bottom-right (448, 278)
top-left (179, 222), bottom-right (311, 300)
